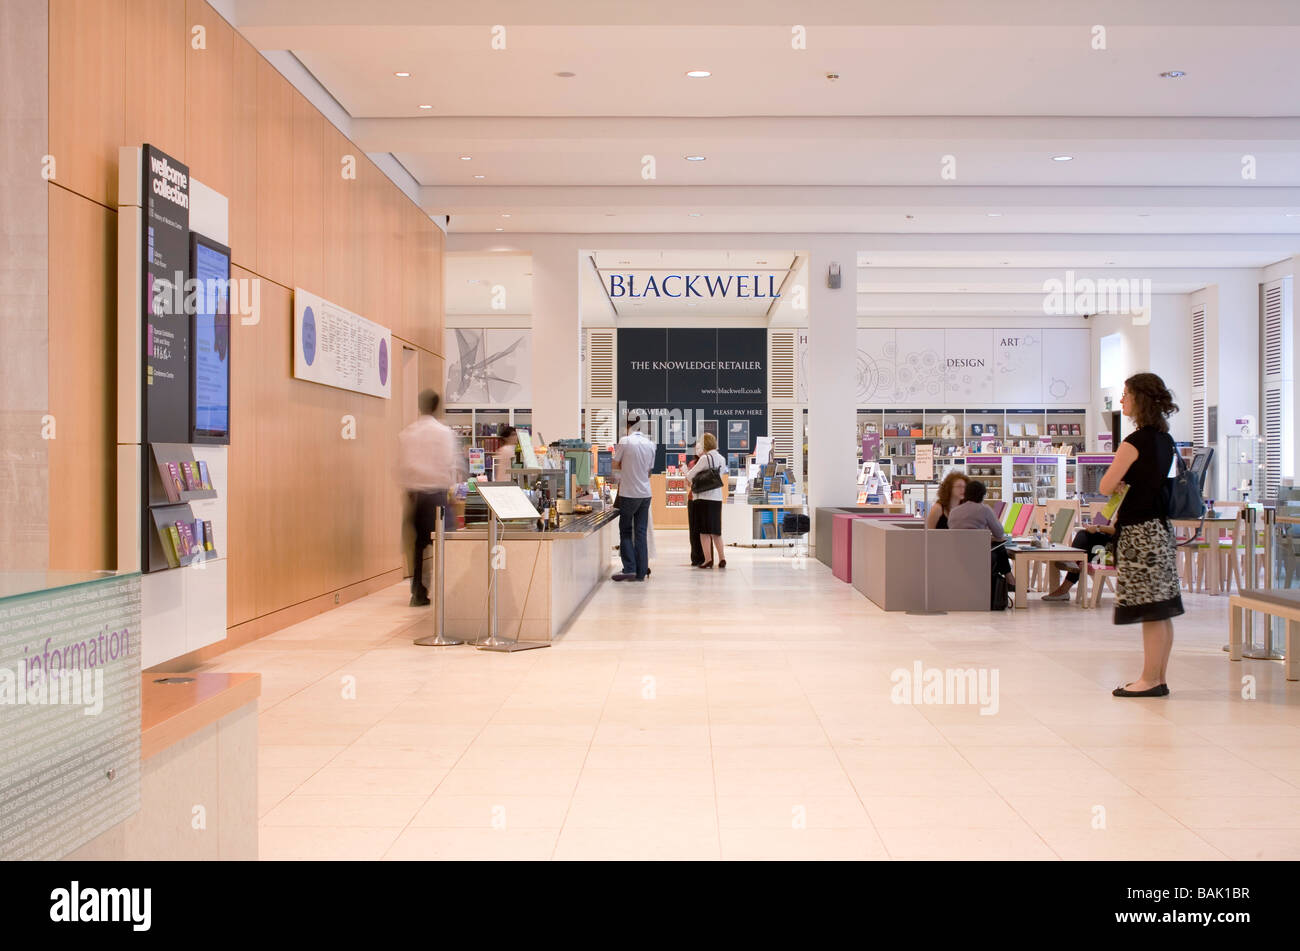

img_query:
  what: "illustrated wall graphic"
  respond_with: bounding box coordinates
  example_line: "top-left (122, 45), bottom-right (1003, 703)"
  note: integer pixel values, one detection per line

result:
top-left (445, 329), bottom-right (533, 405)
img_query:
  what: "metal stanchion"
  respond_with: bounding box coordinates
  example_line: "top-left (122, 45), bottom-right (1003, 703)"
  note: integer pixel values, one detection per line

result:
top-left (476, 509), bottom-right (548, 652)
top-left (414, 504), bottom-right (464, 646)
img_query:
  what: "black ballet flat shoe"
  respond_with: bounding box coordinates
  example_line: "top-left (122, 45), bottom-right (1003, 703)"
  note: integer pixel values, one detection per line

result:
top-left (1112, 683), bottom-right (1170, 698)
top-left (718, 559), bottom-right (727, 569)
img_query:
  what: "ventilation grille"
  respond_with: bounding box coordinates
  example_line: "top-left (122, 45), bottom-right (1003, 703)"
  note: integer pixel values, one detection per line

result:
top-left (1264, 384), bottom-right (1282, 501)
top-left (1192, 397), bottom-right (1206, 448)
top-left (769, 330), bottom-right (797, 401)
top-left (769, 407), bottom-right (797, 465)
top-left (1191, 304), bottom-right (1206, 390)
top-left (586, 405), bottom-right (617, 447)
top-left (586, 329), bottom-right (615, 400)
top-left (1263, 281), bottom-right (1285, 381)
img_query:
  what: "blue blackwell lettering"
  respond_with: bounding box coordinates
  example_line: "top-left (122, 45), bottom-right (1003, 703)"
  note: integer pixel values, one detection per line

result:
top-left (643, 275), bottom-right (660, 297)
top-left (662, 275), bottom-right (682, 297)
top-left (704, 275), bottom-right (733, 297)
top-left (608, 274), bottom-right (626, 298)
top-left (684, 275), bottom-right (701, 297)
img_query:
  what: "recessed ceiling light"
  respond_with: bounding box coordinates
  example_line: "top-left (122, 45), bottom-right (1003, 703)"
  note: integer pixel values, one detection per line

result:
top-left (1052, 155), bottom-right (1073, 162)
top-left (986, 212), bottom-right (1002, 217)
top-left (684, 155), bottom-right (706, 162)
top-left (686, 70), bottom-right (711, 78)
top-left (688, 213), bottom-right (702, 217)
top-left (1159, 70), bottom-right (1186, 79)
top-left (1105, 261), bottom-right (1116, 265)
top-left (1001, 260), bottom-right (1010, 265)
top-left (501, 213), bottom-right (511, 218)
top-left (555, 71), bottom-right (576, 78)
top-left (1286, 213), bottom-right (1300, 217)
top-left (494, 227), bottom-right (504, 231)
top-left (394, 71), bottom-right (411, 78)
top-left (460, 156), bottom-right (472, 161)
top-left (1137, 213), bottom-right (1150, 217)
top-left (605, 213), bottom-right (616, 217)
top-left (473, 174), bottom-right (485, 179)
top-left (418, 104), bottom-right (433, 110)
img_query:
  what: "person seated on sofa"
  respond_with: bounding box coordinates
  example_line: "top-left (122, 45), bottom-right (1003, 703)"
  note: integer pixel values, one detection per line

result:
top-left (925, 471), bottom-right (967, 529)
top-left (947, 480), bottom-right (1015, 589)
top-left (1042, 519), bottom-right (1116, 601)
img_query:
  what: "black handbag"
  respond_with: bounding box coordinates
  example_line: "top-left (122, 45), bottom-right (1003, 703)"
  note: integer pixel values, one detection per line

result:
top-left (691, 453), bottom-right (724, 493)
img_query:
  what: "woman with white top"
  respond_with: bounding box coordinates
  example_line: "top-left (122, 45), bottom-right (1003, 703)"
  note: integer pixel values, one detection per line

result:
top-left (686, 432), bottom-right (728, 568)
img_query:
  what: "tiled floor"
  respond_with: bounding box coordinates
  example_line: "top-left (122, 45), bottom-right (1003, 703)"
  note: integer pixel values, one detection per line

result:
top-left (199, 531), bottom-right (1300, 860)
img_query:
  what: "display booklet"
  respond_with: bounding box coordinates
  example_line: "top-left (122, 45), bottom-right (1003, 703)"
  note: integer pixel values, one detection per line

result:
top-left (193, 520), bottom-right (205, 551)
top-left (165, 524), bottom-right (183, 566)
top-left (157, 460), bottom-right (181, 502)
top-left (197, 459), bottom-right (213, 490)
top-left (203, 520), bottom-right (216, 551)
top-left (190, 461), bottom-right (205, 490)
top-left (177, 521), bottom-right (198, 558)
top-left (165, 462), bottom-right (185, 500)
top-left (1093, 484), bottom-right (1130, 526)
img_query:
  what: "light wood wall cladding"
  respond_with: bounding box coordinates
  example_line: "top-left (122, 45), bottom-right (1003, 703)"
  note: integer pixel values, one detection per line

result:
top-left (47, 0), bottom-right (446, 644)
top-left (48, 0), bottom-right (126, 207)
top-left (47, 187), bottom-right (116, 570)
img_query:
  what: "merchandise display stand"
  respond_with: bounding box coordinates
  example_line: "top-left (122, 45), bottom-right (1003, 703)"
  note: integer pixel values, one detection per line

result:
top-left (475, 486), bottom-right (549, 653)
top-left (413, 507), bottom-right (464, 647)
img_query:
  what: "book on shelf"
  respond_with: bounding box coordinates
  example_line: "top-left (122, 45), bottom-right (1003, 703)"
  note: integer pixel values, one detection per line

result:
top-left (985, 424), bottom-right (999, 436)
top-left (176, 521), bottom-right (197, 558)
top-left (165, 524), bottom-right (183, 566)
top-left (197, 460), bottom-right (213, 490)
top-left (157, 460), bottom-right (181, 503)
top-left (203, 520), bottom-right (215, 551)
top-left (166, 462), bottom-right (184, 501)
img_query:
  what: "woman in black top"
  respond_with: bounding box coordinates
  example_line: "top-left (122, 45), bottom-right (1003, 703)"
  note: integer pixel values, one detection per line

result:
top-left (926, 471), bottom-right (967, 529)
top-left (1099, 373), bottom-right (1185, 697)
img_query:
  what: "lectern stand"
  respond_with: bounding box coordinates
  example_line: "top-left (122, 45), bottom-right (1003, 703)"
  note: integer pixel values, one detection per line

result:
top-left (475, 485), bottom-right (550, 653)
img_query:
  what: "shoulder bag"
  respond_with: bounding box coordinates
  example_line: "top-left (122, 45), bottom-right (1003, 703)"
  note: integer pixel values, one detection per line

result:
top-left (691, 452), bottom-right (724, 493)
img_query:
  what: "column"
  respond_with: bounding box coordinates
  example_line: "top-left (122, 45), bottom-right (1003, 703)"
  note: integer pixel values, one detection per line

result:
top-left (529, 241), bottom-right (582, 440)
top-left (806, 239), bottom-right (860, 528)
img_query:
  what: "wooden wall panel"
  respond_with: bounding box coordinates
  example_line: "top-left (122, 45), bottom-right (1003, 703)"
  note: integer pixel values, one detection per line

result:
top-left (254, 57), bottom-right (293, 286)
top-left (184, 0), bottom-right (235, 202)
top-left (320, 124), bottom-right (356, 312)
top-left (228, 37), bottom-right (259, 271)
top-left (226, 264), bottom-right (260, 624)
top-left (291, 93), bottom-right (323, 294)
top-left (47, 188), bottom-right (116, 570)
top-left (123, 0), bottom-right (187, 164)
top-left (48, 0), bottom-right (125, 207)
top-left (48, 0), bottom-right (448, 647)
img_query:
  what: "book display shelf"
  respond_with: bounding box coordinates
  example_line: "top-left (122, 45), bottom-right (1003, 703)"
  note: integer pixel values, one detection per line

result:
top-left (147, 443), bottom-right (219, 572)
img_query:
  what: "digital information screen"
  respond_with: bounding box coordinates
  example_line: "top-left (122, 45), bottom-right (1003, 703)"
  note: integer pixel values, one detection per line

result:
top-left (190, 235), bottom-right (231, 443)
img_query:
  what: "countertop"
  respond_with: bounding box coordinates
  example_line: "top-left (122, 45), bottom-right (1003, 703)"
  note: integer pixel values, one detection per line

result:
top-left (451, 508), bottom-right (620, 539)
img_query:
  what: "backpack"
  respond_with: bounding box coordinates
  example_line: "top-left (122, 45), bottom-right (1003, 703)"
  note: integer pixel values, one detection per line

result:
top-left (990, 571), bottom-right (1009, 611)
top-left (1165, 445), bottom-right (1205, 520)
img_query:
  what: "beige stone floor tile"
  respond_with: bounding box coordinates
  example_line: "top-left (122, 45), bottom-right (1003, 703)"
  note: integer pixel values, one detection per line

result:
top-left (719, 827), bottom-right (888, 860)
top-left (294, 766), bottom-right (449, 797)
top-left (714, 767), bottom-right (857, 798)
top-left (715, 795), bottom-right (872, 829)
top-left (259, 826), bottom-right (401, 860)
top-left (581, 746), bottom-right (713, 769)
top-left (1036, 828), bottom-right (1227, 860)
top-left (978, 768), bottom-right (1139, 799)
top-left (861, 795), bottom-right (1028, 829)
top-left (847, 767), bottom-right (996, 798)
top-left (877, 826), bottom-right (1056, 860)
top-left (455, 745), bottom-right (590, 770)
top-left (410, 793), bottom-right (573, 829)
top-left (384, 827), bottom-right (560, 860)
top-left (552, 826), bottom-right (720, 861)
top-left (710, 745), bottom-right (845, 771)
top-left (261, 794), bottom-right (427, 828)
top-left (590, 723), bottom-right (712, 747)
top-left (258, 745), bottom-right (343, 770)
top-left (1144, 796), bottom-right (1300, 829)
top-left (1002, 795), bottom-right (1185, 832)
top-left (1110, 767), bottom-right (1299, 799)
top-left (573, 768), bottom-right (715, 797)
top-left (1194, 827), bottom-right (1300, 860)
top-left (434, 768), bottom-right (582, 797)
top-left (955, 745), bottom-right (1103, 771)
top-left (326, 745), bottom-right (466, 770)
top-left (562, 795), bottom-right (718, 831)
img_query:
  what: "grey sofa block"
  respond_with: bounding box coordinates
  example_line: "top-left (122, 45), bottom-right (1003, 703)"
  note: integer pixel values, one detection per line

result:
top-left (851, 519), bottom-right (991, 612)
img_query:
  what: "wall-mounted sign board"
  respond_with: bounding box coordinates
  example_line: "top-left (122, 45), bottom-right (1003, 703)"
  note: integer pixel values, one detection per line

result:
top-left (293, 288), bottom-right (392, 399)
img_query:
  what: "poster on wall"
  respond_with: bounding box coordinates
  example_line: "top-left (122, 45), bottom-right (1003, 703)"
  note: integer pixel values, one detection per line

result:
top-left (727, 419), bottom-right (751, 451)
top-left (293, 288), bottom-right (392, 399)
top-left (854, 327), bottom-right (1089, 407)
top-left (445, 328), bottom-right (533, 405)
top-left (617, 328), bottom-right (767, 471)
top-left (142, 144), bottom-right (191, 444)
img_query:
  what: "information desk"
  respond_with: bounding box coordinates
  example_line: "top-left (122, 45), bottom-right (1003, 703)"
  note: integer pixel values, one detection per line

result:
top-left (442, 509), bottom-right (620, 641)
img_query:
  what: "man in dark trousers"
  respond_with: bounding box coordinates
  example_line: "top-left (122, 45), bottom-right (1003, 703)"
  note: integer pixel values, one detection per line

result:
top-left (611, 414), bottom-right (657, 582)
top-left (397, 389), bottom-right (463, 606)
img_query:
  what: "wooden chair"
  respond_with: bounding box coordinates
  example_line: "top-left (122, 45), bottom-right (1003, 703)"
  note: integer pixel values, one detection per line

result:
top-left (1082, 562), bottom-right (1118, 608)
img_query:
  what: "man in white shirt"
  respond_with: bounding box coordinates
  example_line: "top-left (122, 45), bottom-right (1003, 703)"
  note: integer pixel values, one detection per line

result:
top-left (611, 414), bottom-right (657, 581)
top-left (397, 389), bottom-right (464, 606)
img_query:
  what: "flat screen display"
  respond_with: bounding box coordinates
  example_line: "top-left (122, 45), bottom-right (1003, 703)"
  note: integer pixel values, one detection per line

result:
top-left (190, 233), bottom-right (231, 443)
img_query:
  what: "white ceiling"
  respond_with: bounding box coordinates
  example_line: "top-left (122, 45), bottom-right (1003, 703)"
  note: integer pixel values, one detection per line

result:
top-left (226, 0), bottom-right (1300, 315)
